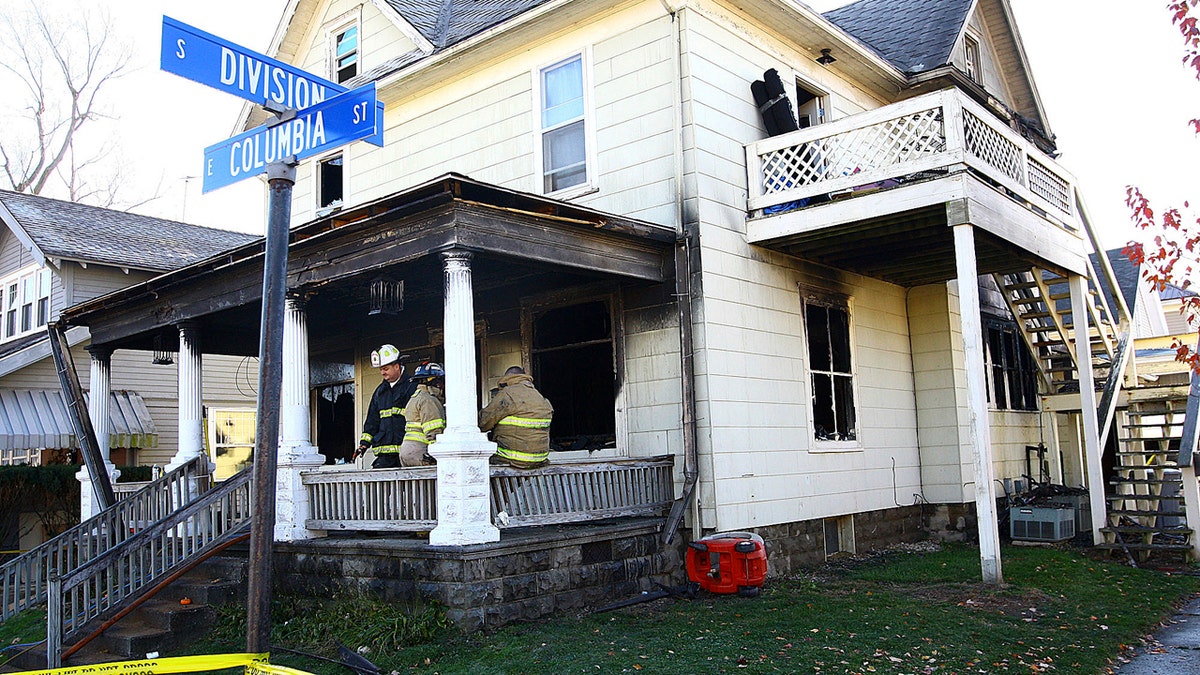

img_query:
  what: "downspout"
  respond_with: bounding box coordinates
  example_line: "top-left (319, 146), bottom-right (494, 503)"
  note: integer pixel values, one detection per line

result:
top-left (660, 0), bottom-right (700, 546)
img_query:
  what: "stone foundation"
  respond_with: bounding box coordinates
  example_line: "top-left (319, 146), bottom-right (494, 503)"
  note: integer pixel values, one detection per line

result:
top-left (272, 519), bottom-right (684, 632)
top-left (745, 505), bottom-right (929, 576)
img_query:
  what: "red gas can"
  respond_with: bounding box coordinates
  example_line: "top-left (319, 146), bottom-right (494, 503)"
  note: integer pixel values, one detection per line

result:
top-left (685, 531), bottom-right (767, 596)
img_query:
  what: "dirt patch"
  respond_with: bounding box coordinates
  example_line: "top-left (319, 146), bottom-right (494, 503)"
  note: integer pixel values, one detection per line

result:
top-left (903, 583), bottom-right (1058, 619)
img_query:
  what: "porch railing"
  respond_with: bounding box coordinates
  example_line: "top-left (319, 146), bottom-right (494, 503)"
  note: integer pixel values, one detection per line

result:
top-left (0, 456), bottom-right (208, 623)
top-left (303, 456), bottom-right (675, 531)
top-left (745, 88), bottom-right (1076, 228)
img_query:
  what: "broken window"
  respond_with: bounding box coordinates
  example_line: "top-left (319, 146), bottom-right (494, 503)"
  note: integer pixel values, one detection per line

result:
top-left (317, 153), bottom-right (344, 211)
top-left (802, 292), bottom-right (857, 442)
top-left (531, 299), bottom-right (615, 451)
top-left (984, 320), bottom-right (1038, 411)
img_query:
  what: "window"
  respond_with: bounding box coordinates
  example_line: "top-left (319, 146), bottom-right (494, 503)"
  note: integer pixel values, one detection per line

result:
top-left (802, 291), bottom-right (857, 443)
top-left (539, 54), bottom-right (588, 193)
top-left (794, 80), bottom-right (826, 129)
top-left (528, 299), bottom-right (615, 451)
top-left (332, 24), bottom-right (359, 84)
top-left (317, 153), bottom-right (344, 211)
top-left (208, 409), bottom-right (256, 481)
top-left (984, 320), bottom-right (1038, 411)
top-left (824, 516), bottom-right (855, 557)
top-left (964, 35), bottom-right (981, 83)
top-left (1, 266), bottom-right (51, 342)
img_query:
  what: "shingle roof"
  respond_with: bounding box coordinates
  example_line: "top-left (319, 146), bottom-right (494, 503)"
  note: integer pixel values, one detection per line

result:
top-left (383, 0), bottom-right (554, 50)
top-left (0, 190), bottom-right (259, 273)
top-left (823, 0), bottom-right (973, 75)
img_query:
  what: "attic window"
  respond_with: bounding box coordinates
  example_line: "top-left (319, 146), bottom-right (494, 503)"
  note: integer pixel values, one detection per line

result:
top-left (964, 35), bottom-right (981, 83)
top-left (333, 24), bottom-right (359, 84)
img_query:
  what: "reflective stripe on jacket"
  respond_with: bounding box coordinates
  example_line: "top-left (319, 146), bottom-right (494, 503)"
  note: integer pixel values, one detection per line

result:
top-left (360, 378), bottom-right (415, 455)
top-left (402, 386), bottom-right (446, 446)
top-left (479, 372), bottom-right (553, 466)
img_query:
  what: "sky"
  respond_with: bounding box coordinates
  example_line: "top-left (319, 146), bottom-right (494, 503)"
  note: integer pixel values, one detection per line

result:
top-left (5, 0), bottom-right (1199, 252)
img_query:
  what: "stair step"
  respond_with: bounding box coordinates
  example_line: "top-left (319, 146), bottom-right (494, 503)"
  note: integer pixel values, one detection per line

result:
top-left (1108, 509), bottom-right (1186, 517)
top-left (1109, 494), bottom-right (1176, 501)
top-left (1102, 525), bottom-right (1192, 535)
top-left (1109, 478), bottom-right (1181, 485)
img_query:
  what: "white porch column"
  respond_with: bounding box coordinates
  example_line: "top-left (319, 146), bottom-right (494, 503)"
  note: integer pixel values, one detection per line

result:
top-left (78, 346), bottom-right (118, 519)
top-left (168, 321), bottom-right (208, 473)
top-left (953, 224), bottom-right (1002, 584)
top-left (1069, 274), bottom-right (1106, 544)
top-left (428, 250), bottom-right (500, 545)
top-left (276, 295), bottom-right (326, 541)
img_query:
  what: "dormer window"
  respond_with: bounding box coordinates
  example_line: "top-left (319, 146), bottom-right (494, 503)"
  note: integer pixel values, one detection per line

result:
top-left (2, 265), bottom-right (51, 342)
top-left (333, 24), bottom-right (359, 84)
top-left (964, 35), bottom-right (981, 84)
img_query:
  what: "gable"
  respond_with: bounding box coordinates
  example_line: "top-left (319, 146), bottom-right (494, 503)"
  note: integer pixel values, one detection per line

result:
top-left (824, 0), bottom-right (974, 74)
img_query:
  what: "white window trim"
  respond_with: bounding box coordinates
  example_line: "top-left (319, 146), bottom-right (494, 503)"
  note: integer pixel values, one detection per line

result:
top-left (314, 150), bottom-right (349, 216)
top-left (327, 9), bottom-right (362, 84)
top-left (788, 72), bottom-right (832, 126)
top-left (963, 32), bottom-right (982, 84)
top-left (531, 48), bottom-right (598, 199)
top-left (0, 264), bottom-right (51, 344)
top-left (799, 286), bottom-right (861, 452)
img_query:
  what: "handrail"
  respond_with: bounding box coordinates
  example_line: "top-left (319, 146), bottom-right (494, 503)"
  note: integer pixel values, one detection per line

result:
top-left (45, 467), bottom-right (253, 668)
top-left (0, 456), bottom-right (208, 623)
top-left (745, 88), bottom-right (1077, 229)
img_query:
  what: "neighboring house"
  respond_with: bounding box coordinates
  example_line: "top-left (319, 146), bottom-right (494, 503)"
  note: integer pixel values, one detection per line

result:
top-left (59, 0), bottom-right (1194, 593)
top-left (0, 190), bottom-right (260, 491)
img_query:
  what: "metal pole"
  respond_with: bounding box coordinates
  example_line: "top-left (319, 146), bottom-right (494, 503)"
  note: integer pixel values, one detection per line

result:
top-left (246, 161), bottom-right (295, 653)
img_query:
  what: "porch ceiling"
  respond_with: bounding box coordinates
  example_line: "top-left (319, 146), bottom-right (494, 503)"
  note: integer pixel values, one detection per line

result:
top-left (747, 174), bottom-right (1089, 287)
top-left (60, 174), bottom-right (676, 356)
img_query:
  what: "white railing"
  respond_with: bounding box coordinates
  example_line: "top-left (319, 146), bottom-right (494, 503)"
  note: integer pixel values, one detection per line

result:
top-left (46, 468), bottom-right (252, 667)
top-left (0, 456), bottom-right (208, 623)
top-left (745, 88), bottom-right (1076, 228)
top-left (303, 456), bottom-right (676, 531)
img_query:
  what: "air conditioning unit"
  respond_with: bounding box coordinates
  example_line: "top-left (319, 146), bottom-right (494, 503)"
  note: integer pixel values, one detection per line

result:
top-left (1010, 506), bottom-right (1075, 542)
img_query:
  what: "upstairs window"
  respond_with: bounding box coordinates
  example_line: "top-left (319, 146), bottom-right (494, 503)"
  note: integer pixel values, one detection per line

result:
top-left (802, 291), bottom-right (857, 444)
top-left (964, 35), bottom-right (981, 83)
top-left (332, 24), bottom-right (359, 84)
top-left (317, 153), bottom-right (344, 211)
top-left (1, 266), bottom-right (50, 342)
top-left (539, 54), bottom-right (588, 193)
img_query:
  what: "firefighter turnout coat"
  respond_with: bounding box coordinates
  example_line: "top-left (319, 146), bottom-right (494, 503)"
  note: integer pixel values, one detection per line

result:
top-left (360, 378), bottom-right (415, 457)
top-left (398, 384), bottom-right (445, 466)
top-left (479, 372), bottom-right (553, 467)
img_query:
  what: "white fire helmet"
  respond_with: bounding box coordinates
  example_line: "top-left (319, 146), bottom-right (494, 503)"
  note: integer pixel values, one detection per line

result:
top-left (371, 344), bottom-right (401, 368)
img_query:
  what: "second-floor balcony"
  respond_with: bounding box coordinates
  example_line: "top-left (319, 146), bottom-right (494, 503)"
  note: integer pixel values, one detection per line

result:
top-left (744, 88), bottom-right (1088, 286)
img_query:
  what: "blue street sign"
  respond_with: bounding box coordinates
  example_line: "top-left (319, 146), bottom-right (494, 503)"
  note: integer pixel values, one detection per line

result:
top-left (161, 16), bottom-right (383, 146)
top-left (202, 84), bottom-right (377, 193)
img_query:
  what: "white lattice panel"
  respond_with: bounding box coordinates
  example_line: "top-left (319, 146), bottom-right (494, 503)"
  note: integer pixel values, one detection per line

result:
top-left (1027, 157), bottom-right (1072, 215)
top-left (963, 110), bottom-right (1023, 183)
top-left (759, 108), bottom-right (945, 194)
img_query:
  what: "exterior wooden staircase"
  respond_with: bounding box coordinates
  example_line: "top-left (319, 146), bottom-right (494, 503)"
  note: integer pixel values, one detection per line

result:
top-left (1097, 388), bottom-right (1194, 560)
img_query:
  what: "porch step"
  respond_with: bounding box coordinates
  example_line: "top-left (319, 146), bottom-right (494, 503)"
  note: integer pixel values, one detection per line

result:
top-left (65, 556), bottom-right (247, 662)
top-left (1094, 542), bottom-right (1194, 553)
top-left (1102, 525), bottom-right (1192, 536)
top-left (1108, 509), bottom-right (1186, 518)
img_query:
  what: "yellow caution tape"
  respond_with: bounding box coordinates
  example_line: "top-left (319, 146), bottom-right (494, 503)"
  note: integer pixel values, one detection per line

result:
top-left (9, 652), bottom-right (291, 675)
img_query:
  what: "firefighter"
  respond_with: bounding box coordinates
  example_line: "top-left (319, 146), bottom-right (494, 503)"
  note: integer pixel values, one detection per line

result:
top-left (399, 362), bottom-right (445, 466)
top-left (479, 366), bottom-right (553, 468)
top-left (356, 344), bottom-right (415, 468)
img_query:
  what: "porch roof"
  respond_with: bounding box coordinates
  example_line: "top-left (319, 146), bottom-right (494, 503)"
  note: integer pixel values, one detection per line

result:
top-left (59, 174), bottom-right (676, 355)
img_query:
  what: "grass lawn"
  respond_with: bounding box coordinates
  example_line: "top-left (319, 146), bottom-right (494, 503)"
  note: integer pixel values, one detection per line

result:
top-left (4, 543), bottom-right (1195, 674)
top-left (176, 543), bottom-right (1199, 675)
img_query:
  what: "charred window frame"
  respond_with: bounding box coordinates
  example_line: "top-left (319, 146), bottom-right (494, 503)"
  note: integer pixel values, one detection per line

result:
top-left (801, 289), bottom-right (858, 445)
top-left (331, 22), bottom-right (359, 84)
top-left (524, 296), bottom-right (618, 452)
top-left (983, 320), bottom-right (1039, 411)
top-left (316, 152), bottom-right (345, 213)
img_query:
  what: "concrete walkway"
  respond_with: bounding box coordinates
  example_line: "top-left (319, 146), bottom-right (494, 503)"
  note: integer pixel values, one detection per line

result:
top-left (1113, 596), bottom-right (1200, 673)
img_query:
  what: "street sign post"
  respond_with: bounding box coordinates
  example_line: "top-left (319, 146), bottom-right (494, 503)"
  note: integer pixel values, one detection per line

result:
top-left (202, 83), bottom-right (377, 193)
top-left (159, 15), bottom-right (387, 654)
top-left (161, 16), bottom-right (383, 146)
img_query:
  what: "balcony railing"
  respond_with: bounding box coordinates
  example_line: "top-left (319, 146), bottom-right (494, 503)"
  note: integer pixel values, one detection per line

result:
top-left (303, 456), bottom-right (675, 531)
top-left (745, 88), bottom-right (1076, 229)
